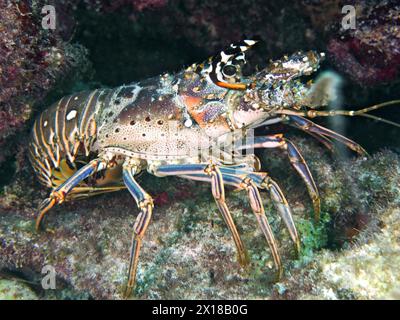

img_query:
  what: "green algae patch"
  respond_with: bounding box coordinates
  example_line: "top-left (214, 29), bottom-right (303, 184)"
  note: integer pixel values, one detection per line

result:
top-left (0, 279), bottom-right (38, 300)
top-left (296, 211), bottom-right (331, 265)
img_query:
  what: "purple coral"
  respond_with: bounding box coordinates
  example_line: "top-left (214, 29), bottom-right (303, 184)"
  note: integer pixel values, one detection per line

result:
top-left (327, 0), bottom-right (400, 86)
top-left (0, 1), bottom-right (88, 166)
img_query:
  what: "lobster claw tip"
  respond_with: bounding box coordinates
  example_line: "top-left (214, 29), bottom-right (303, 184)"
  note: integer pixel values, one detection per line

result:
top-left (36, 197), bottom-right (56, 231)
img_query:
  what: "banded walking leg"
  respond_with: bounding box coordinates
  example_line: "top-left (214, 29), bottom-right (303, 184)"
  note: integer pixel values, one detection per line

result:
top-left (306, 131), bottom-right (336, 153)
top-left (220, 173), bottom-right (283, 279)
top-left (257, 115), bottom-right (336, 153)
top-left (183, 166), bottom-right (299, 256)
top-left (154, 163), bottom-right (249, 266)
top-left (221, 168), bottom-right (299, 254)
top-left (288, 115), bottom-right (367, 155)
top-left (36, 158), bottom-right (108, 230)
top-left (178, 167), bottom-right (297, 279)
top-left (122, 162), bottom-right (154, 298)
top-left (239, 134), bottom-right (320, 220)
top-left (247, 172), bottom-right (300, 254)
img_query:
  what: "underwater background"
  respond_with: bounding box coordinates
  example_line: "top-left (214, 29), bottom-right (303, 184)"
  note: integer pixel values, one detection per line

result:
top-left (0, 0), bottom-right (399, 299)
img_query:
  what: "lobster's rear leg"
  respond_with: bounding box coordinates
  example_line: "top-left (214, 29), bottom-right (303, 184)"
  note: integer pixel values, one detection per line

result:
top-left (239, 135), bottom-right (320, 221)
top-left (122, 162), bottom-right (154, 298)
top-left (36, 158), bottom-right (108, 231)
top-left (154, 163), bottom-right (249, 266)
top-left (288, 115), bottom-right (368, 156)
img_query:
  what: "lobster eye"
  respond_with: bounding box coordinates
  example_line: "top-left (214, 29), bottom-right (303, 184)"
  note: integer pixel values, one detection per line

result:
top-left (222, 64), bottom-right (237, 77)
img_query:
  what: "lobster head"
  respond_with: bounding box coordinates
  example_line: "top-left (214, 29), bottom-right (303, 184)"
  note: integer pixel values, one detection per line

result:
top-left (180, 40), bottom-right (329, 136)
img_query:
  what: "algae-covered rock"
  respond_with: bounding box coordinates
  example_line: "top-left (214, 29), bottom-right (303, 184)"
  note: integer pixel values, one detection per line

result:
top-left (276, 208), bottom-right (400, 300)
top-left (0, 0), bottom-right (399, 300)
top-left (1, 139), bottom-right (399, 299)
top-left (0, 279), bottom-right (38, 300)
top-left (0, 0), bottom-right (91, 167)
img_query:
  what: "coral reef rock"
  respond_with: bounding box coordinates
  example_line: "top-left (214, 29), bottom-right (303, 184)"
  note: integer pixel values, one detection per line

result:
top-left (0, 0), bottom-right (90, 165)
top-left (1, 139), bottom-right (399, 300)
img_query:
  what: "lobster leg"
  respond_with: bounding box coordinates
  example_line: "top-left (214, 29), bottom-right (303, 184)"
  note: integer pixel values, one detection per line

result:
top-left (67, 185), bottom-right (127, 200)
top-left (182, 166), bottom-right (299, 256)
top-left (256, 116), bottom-right (335, 153)
top-left (246, 172), bottom-right (300, 254)
top-left (181, 169), bottom-right (289, 279)
top-left (287, 115), bottom-right (367, 155)
top-left (154, 163), bottom-right (249, 266)
top-left (222, 170), bottom-right (299, 253)
top-left (221, 173), bottom-right (283, 279)
top-left (122, 163), bottom-right (154, 298)
top-left (239, 134), bottom-right (320, 221)
top-left (36, 158), bottom-right (108, 231)
top-left (305, 131), bottom-right (336, 153)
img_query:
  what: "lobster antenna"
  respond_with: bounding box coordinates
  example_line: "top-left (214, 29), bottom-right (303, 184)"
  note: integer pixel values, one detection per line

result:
top-left (303, 99), bottom-right (400, 129)
top-left (358, 113), bottom-right (400, 128)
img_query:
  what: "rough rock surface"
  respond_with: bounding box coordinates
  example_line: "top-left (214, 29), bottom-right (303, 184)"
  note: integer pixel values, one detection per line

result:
top-left (1, 0), bottom-right (400, 300)
top-left (1, 139), bottom-right (399, 299)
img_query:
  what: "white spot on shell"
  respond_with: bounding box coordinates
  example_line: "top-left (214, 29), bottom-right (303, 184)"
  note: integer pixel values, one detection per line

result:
top-left (184, 119), bottom-right (193, 127)
top-left (43, 121), bottom-right (48, 127)
top-left (66, 110), bottom-right (77, 121)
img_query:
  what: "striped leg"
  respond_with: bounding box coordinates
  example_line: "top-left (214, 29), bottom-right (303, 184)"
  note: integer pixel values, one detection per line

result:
top-left (36, 158), bottom-right (108, 231)
top-left (122, 163), bottom-right (154, 298)
top-left (221, 173), bottom-right (283, 279)
top-left (256, 116), bottom-right (335, 153)
top-left (245, 172), bottom-right (300, 255)
top-left (239, 134), bottom-right (320, 221)
top-left (178, 163), bottom-right (300, 256)
top-left (305, 131), bottom-right (336, 153)
top-left (180, 169), bottom-right (289, 279)
top-left (154, 163), bottom-right (249, 266)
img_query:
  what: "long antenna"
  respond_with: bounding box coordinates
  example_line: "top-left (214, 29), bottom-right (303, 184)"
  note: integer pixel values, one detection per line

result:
top-left (358, 113), bottom-right (400, 128)
top-left (281, 100), bottom-right (400, 128)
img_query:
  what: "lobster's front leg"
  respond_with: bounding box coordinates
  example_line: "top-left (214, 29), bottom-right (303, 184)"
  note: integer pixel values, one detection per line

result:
top-left (222, 173), bottom-right (283, 279)
top-left (239, 134), bottom-right (320, 220)
top-left (181, 169), bottom-right (287, 279)
top-left (222, 169), bottom-right (299, 256)
top-left (122, 160), bottom-right (154, 298)
top-left (36, 158), bottom-right (108, 230)
top-left (153, 163), bottom-right (249, 266)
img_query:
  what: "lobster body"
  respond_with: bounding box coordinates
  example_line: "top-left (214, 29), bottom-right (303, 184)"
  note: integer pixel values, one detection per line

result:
top-left (29, 74), bottom-right (239, 190)
top-left (29, 40), bottom-right (380, 298)
top-left (95, 74), bottom-right (229, 162)
top-left (30, 56), bottom-right (276, 189)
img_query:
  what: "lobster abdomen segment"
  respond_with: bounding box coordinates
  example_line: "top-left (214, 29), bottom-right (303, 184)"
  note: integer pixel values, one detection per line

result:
top-left (29, 89), bottom-right (110, 187)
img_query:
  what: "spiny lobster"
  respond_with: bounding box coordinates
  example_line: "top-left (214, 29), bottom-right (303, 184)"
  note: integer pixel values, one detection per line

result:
top-left (29, 40), bottom-right (399, 297)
